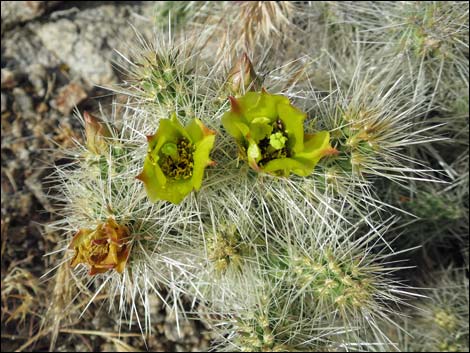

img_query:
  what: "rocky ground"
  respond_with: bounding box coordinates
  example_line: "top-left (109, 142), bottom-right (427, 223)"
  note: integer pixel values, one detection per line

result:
top-left (1, 1), bottom-right (210, 351)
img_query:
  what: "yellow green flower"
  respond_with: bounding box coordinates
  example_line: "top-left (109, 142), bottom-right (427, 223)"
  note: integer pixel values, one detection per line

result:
top-left (69, 218), bottom-right (130, 275)
top-left (222, 90), bottom-right (333, 176)
top-left (137, 113), bottom-right (216, 204)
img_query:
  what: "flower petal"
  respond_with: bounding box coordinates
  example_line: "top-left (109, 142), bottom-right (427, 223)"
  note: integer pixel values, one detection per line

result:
top-left (138, 156), bottom-right (168, 202)
top-left (152, 117), bottom-right (189, 152)
top-left (249, 120), bottom-right (273, 142)
top-left (296, 131), bottom-right (331, 160)
top-left (262, 157), bottom-right (314, 176)
top-left (185, 118), bottom-right (215, 143)
top-left (69, 229), bottom-right (92, 249)
top-left (277, 102), bottom-right (306, 154)
top-left (116, 247), bottom-right (130, 274)
top-left (247, 140), bottom-right (261, 161)
top-left (243, 91), bottom-right (289, 121)
top-left (236, 92), bottom-right (262, 117)
top-left (221, 111), bottom-right (248, 141)
top-left (192, 133), bottom-right (216, 191)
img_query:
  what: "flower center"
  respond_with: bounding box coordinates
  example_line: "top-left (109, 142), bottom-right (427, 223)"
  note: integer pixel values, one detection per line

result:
top-left (159, 138), bottom-right (195, 180)
top-left (258, 119), bottom-right (290, 166)
top-left (88, 238), bottom-right (110, 263)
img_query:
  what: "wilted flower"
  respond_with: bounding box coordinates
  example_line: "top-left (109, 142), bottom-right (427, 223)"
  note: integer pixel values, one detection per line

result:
top-left (69, 218), bottom-right (131, 275)
top-left (221, 90), bottom-right (333, 176)
top-left (137, 113), bottom-right (216, 204)
top-left (84, 111), bottom-right (112, 155)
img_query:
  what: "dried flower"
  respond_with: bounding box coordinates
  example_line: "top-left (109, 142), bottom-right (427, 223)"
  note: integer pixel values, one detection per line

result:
top-left (69, 218), bottom-right (130, 275)
top-left (84, 111), bottom-right (112, 155)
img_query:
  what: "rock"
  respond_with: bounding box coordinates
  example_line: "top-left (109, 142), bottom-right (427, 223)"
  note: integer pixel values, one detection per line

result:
top-left (18, 192), bottom-right (33, 217)
top-left (36, 102), bottom-right (48, 114)
top-left (1, 1), bottom-right (49, 31)
top-left (51, 82), bottom-right (87, 115)
top-left (34, 3), bottom-right (154, 86)
top-left (3, 2), bottom-right (155, 86)
top-left (26, 64), bottom-right (47, 97)
top-left (1, 68), bottom-right (17, 89)
top-left (25, 170), bottom-right (53, 213)
top-left (6, 225), bottom-right (28, 244)
top-left (35, 18), bottom-right (115, 86)
top-left (12, 87), bottom-right (34, 119)
top-left (1, 93), bottom-right (7, 113)
top-left (2, 27), bottom-right (62, 69)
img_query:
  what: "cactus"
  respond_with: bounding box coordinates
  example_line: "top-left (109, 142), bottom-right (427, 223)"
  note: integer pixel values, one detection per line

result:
top-left (43, 2), bottom-right (469, 351)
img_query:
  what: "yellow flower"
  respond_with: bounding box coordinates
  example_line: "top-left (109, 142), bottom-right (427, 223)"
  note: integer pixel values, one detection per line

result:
top-left (69, 218), bottom-right (131, 275)
top-left (137, 113), bottom-right (216, 204)
top-left (222, 90), bottom-right (333, 176)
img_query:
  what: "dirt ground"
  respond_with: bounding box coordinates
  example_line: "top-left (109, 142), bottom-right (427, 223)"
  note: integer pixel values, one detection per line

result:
top-left (1, 1), bottom-right (211, 351)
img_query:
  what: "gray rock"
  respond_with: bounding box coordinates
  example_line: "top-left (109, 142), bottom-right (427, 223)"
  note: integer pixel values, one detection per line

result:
top-left (50, 82), bottom-right (87, 115)
top-left (3, 2), bottom-right (155, 87)
top-left (3, 27), bottom-right (62, 69)
top-left (1, 68), bottom-right (17, 89)
top-left (35, 18), bottom-right (116, 86)
top-left (33, 3), bottom-right (155, 87)
top-left (12, 87), bottom-right (34, 119)
top-left (26, 64), bottom-right (47, 97)
top-left (1, 1), bottom-right (50, 32)
top-left (1, 93), bottom-right (7, 113)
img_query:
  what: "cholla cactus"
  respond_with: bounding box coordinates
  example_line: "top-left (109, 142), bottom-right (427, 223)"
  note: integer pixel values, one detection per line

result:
top-left (320, 3), bottom-right (469, 80)
top-left (41, 2), bottom-right (468, 352)
top-left (45, 105), bottom-right (207, 335)
top-left (169, 1), bottom-right (298, 62)
top-left (195, 200), bottom-right (417, 351)
top-left (393, 268), bottom-right (469, 352)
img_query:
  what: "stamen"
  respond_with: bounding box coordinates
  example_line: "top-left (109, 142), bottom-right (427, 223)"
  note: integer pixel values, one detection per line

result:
top-left (258, 120), bottom-right (290, 166)
top-left (159, 138), bottom-right (195, 180)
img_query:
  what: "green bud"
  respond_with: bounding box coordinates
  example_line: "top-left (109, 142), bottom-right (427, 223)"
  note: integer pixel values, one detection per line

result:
top-left (84, 111), bottom-right (112, 155)
top-left (161, 142), bottom-right (179, 159)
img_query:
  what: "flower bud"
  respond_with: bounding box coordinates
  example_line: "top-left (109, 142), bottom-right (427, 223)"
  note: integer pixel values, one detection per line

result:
top-left (226, 53), bottom-right (259, 96)
top-left (84, 111), bottom-right (112, 155)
